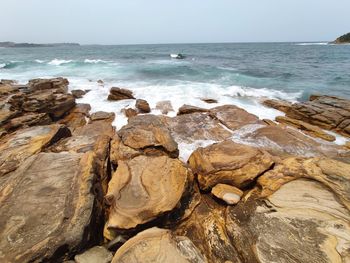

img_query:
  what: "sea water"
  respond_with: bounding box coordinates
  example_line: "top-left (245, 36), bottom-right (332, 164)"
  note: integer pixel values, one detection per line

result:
top-left (1, 42), bottom-right (349, 157)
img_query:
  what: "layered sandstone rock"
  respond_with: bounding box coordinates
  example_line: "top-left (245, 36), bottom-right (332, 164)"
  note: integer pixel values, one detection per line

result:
top-left (135, 99), bottom-right (151, 113)
top-left (90, 111), bottom-right (115, 122)
top-left (59, 103), bottom-right (91, 131)
top-left (28, 77), bottom-right (69, 93)
top-left (122, 108), bottom-right (138, 118)
top-left (211, 184), bottom-right (243, 205)
top-left (188, 140), bottom-right (274, 190)
top-left (112, 228), bottom-right (207, 263)
top-left (107, 87), bottom-right (135, 101)
top-left (3, 112), bottom-right (51, 131)
top-left (177, 104), bottom-right (208, 115)
top-left (261, 98), bottom-right (292, 113)
top-left (71, 89), bottom-right (86, 99)
top-left (105, 155), bottom-right (189, 232)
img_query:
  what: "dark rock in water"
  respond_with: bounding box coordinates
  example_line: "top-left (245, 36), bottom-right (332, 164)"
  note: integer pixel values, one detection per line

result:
top-left (122, 108), bottom-right (138, 118)
top-left (135, 99), bottom-right (151, 113)
top-left (177, 104), bottom-right (208, 115)
top-left (333, 32), bottom-right (350, 44)
top-left (71, 89), bottom-right (86, 98)
top-left (97, 79), bottom-right (104, 84)
top-left (107, 87), bottom-right (135, 101)
top-left (201, 98), bottom-right (218, 104)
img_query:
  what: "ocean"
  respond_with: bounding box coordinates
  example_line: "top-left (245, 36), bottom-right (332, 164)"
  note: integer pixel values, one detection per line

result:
top-left (1, 42), bottom-right (350, 131)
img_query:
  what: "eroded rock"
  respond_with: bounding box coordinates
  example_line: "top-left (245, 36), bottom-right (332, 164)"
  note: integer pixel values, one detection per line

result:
top-left (211, 184), bottom-right (243, 205)
top-left (107, 87), bottom-right (135, 101)
top-left (135, 99), bottom-right (151, 113)
top-left (177, 104), bottom-right (208, 115)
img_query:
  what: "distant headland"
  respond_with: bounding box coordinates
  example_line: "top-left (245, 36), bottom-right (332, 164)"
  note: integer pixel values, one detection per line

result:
top-left (332, 32), bottom-right (350, 44)
top-left (0, 42), bottom-right (80, 48)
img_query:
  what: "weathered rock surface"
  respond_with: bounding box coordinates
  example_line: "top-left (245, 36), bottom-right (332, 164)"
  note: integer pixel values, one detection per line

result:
top-left (276, 115), bottom-right (336, 141)
top-left (3, 112), bottom-right (51, 131)
top-left (28, 77), bottom-right (69, 93)
top-left (90, 111), bottom-right (115, 122)
top-left (156, 100), bottom-right (174, 114)
top-left (75, 246), bottom-right (113, 263)
top-left (201, 98), bottom-right (218, 104)
top-left (71, 89), bottom-right (86, 99)
top-left (0, 124), bottom-right (71, 177)
top-left (211, 184), bottom-right (243, 205)
top-left (122, 108), bottom-right (138, 118)
top-left (59, 104), bottom-right (91, 131)
top-left (135, 99), bottom-right (151, 113)
top-left (105, 155), bottom-right (189, 232)
top-left (118, 115), bottom-right (178, 157)
top-left (177, 104), bottom-right (208, 115)
top-left (112, 227), bottom-right (207, 263)
top-left (107, 87), bottom-right (135, 101)
top-left (189, 140), bottom-right (274, 190)
top-left (0, 152), bottom-right (102, 262)
top-left (261, 98), bottom-right (292, 113)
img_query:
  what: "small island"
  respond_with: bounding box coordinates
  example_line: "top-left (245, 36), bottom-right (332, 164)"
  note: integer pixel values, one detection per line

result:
top-left (332, 32), bottom-right (350, 44)
top-left (0, 41), bottom-right (80, 48)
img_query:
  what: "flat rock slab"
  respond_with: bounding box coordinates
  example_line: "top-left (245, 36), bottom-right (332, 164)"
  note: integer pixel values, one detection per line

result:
top-left (105, 155), bottom-right (189, 232)
top-left (112, 227), bottom-right (207, 263)
top-left (0, 152), bottom-right (99, 262)
top-left (0, 124), bottom-right (71, 177)
top-left (188, 140), bottom-right (274, 190)
top-left (75, 246), bottom-right (113, 263)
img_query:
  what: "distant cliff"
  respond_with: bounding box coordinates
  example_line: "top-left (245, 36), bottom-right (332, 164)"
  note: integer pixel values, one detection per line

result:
top-left (332, 33), bottom-right (350, 44)
top-left (0, 42), bottom-right (80, 48)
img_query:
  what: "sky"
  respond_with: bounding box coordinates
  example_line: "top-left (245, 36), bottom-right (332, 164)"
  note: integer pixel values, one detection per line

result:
top-left (1, 0), bottom-right (349, 45)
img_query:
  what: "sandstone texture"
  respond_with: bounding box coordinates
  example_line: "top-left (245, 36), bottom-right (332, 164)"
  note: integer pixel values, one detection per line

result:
top-left (107, 87), bottom-right (135, 101)
top-left (135, 99), bottom-right (151, 113)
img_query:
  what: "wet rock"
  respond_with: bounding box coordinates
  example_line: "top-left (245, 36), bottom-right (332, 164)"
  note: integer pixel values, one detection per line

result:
top-left (118, 115), bottom-right (178, 157)
top-left (105, 155), bottom-right (189, 232)
top-left (261, 98), bottom-right (292, 113)
top-left (122, 108), bottom-right (138, 118)
top-left (188, 140), bottom-right (274, 190)
top-left (177, 104), bottom-right (208, 115)
top-left (211, 184), bottom-right (243, 205)
top-left (156, 100), bottom-right (174, 114)
top-left (201, 98), bottom-right (218, 104)
top-left (28, 77), bottom-right (69, 93)
top-left (90, 111), bottom-right (115, 122)
top-left (75, 246), bottom-right (113, 263)
top-left (135, 99), bottom-right (151, 113)
top-left (210, 105), bottom-right (263, 130)
top-left (71, 89), bottom-right (86, 98)
top-left (107, 87), bottom-right (135, 101)
top-left (111, 227), bottom-right (207, 263)
top-left (0, 152), bottom-right (103, 262)
top-left (275, 115), bottom-right (336, 141)
top-left (0, 124), bottom-right (71, 177)
top-left (3, 112), bottom-right (51, 131)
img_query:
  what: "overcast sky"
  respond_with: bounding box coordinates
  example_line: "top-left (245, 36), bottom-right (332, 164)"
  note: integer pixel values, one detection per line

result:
top-left (1, 0), bottom-right (349, 45)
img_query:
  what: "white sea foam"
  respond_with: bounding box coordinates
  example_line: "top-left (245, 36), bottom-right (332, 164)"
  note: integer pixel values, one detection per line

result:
top-left (48, 59), bottom-right (73, 66)
top-left (35, 59), bottom-right (45, 63)
top-left (295, 42), bottom-right (328, 46)
top-left (84, 59), bottom-right (110, 64)
top-left (177, 140), bottom-right (217, 162)
top-left (0, 63), bottom-right (6, 68)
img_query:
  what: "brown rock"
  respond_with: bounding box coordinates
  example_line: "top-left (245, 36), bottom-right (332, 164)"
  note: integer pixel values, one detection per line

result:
top-left (201, 98), bottom-right (218, 104)
top-left (276, 115), bottom-right (336, 141)
top-left (90, 111), bottom-right (115, 122)
top-left (188, 140), bottom-right (274, 190)
top-left (118, 115), bottom-right (178, 157)
top-left (122, 108), bottom-right (138, 118)
top-left (3, 112), bottom-right (51, 131)
top-left (156, 100), bottom-right (174, 114)
top-left (211, 184), bottom-right (243, 205)
top-left (0, 84), bottom-right (19, 96)
top-left (71, 89), bottom-right (86, 98)
top-left (105, 155), bottom-right (189, 231)
top-left (177, 104), bottom-right (208, 115)
top-left (0, 151), bottom-right (103, 262)
top-left (262, 118), bottom-right (277, 126)
top-left (107, 87), bottom-right (135, 101)
top-left (112, 227), bottom-right (207, 263)
top-left (0, 106), bottom-right (19, 125)
top-left (28, 77), bottom-right (69, 93)
top-left (75, 246), bottom-right (113, 263)
top-left (74, 119), bottom-right (115, 138)
top-left (261, 98), bottom-right (292, 113)
top-left (59, 104), bottom-right (91, 131)
top-left (0, 124), bottom-right (71, 177)
top-left (345, 141), bottom-right (350, 149)
top-left (135, 99), bottom-right (151, 113)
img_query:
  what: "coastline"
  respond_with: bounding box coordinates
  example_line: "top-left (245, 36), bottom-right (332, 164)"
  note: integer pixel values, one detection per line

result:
top-left (0, 77), bottom-right (350, 262)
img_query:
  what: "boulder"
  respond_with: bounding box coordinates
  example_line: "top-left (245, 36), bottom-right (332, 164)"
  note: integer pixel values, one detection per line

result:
top-left (261, 98), bottom-right (292, 113)
top-left (111, 228), bottom-right (207, 263)
top-left (177, 104), bottom-right (208, 115)
top-left (74, 119), bottom-right (115, 138)
top-left (28, 77), bottom-right (69, 93)
top-left (275, 115), bottom-right (336, 141)
top-left (211, 184), bottom-right (243, 205)
top-left (59, 104), bottom-right (91, 131)
top-left (105, 155), bottom-right (189, 232)
top-left (0, 152), bottom-right (103, 262)
top-left (0, 124), bottom-right (71, 177)
top-left (135, 99), bottom-right (151, 113)
top-left (75, 246), bottom-right (113, 263)
top-left (90, 111), bottom-right (115, 122)
top-left (3, 112), bottom-right (51, 131)
top-left (118, 115), bottom-right (178, 157)
top-left (209, 105), bottom-right (263, 131)
top-left (201, 98), bottom-right (218, 104)
top-left (107, 87), bottom-right (135, 101)
top-left (188, 140), bottom-right (274, 190)
top-left (156, 100), bottom-right (174, 114)
top-left (71, 89), bottom-right (86, 99)
top-left (122, 108), bottom-right (138, 118)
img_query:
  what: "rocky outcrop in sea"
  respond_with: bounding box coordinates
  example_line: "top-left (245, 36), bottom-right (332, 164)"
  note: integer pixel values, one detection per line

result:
top-left (0, 78), bottom-right (349, 262)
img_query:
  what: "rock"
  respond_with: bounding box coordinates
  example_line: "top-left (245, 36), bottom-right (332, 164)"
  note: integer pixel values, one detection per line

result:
top-left (90, 111), bottom-right (115, 122)
top-left (111, 227), bottom-right (207, 263)
top-left (3, 112), bottom-right (51, 131)
top-left (262, 118), bottom-right (277, 126)
top-left (286, 95), bottom-right (350, 137)
top-left (0, 83), bottom-right (19, 96)
top-left (0, 151), bottom-right (103, 262)
top-left (275, 115), bottom-right (336, 141)
top-left (211, 184), bottom-right (243, 205)
top-left (333, 32), bottom-right (350, 44)
top-left (188, 140), bottom-right (274, 190)
top-left (71, 89), bottom-right (86, 98)
top-left (107, 87), bottom-right (135, 101)
top-left (226, 157), bottom-right (350, 262)
top-left (0, 106), bottom-right (19, 125)
top-left (74, 119), bottom-right (115, 138)
top-left (110, 135), bottom-right (141, 165)
top-left (345, 142), bottom-right (350, 149)
top-left (209, 105), bottom-right (262, 130)
top-left (135, 99), bottom-right (151, 113)
top-left (97, 79), bottom-right (104, 84)
top-left (59, 104), bottom-right (91, 131)
top-left (177, 104), bottom-right (208, 115)
top-left (156, 100), bottom-right (174, 114)
top-left (201, 98), bottom-right (218, 104)
top-left (0, 79), bottom-right (17, 85)
top-left (118, 115), bottom-right (178, 157)
top-left (122, 108), bottom-right (138, 118)
top-left (28, 77), bottom-right (69, 93)
top-left (75, 246), bottom-right (113, 263)
top-left (261, 99), bottom-right (292, 113)
top-left (0, 124), bottom-right (71, 177)
top-left (105, 155), bottom-right (189, 232)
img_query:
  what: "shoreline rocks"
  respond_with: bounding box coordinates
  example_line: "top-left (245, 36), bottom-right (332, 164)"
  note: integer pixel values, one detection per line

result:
top-left (107, 87), bottom-right (135, 101)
